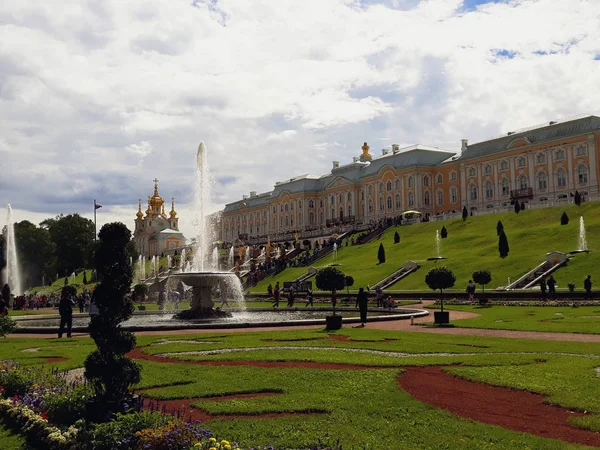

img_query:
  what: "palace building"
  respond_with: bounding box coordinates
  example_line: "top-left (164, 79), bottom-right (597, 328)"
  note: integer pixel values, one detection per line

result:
top-left (215, 115), bottom-right (600, 245)
top-left (133, 179), bottom-right (186, 256)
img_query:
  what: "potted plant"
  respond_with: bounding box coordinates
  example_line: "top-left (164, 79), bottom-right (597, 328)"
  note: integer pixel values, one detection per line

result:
top-left (315, 266), bottom-right (346, 330)
top-left (133, 283), bottom-right (148, 310)
top-left (425, 266), bottom-right (456, 325)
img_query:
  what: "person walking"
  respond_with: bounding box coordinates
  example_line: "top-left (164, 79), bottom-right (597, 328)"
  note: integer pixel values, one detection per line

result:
top-left (287, 288), bottom-right (295, 307)
top-left (547, 275), bottom-right (557, 299)
top-left (267, 284), bottom-right (273, 298)
top-left (540, 278), bottom-right (547, 300)
top-left (466, 280), bottom-right (476, 301)
top-left (272, 282), bottom-right (280, 308)
top-left (584, 275), bottom-right (593, 300)
top-left (58, 287), bottom-right (74, 338)
top-left (355, 287), bottom-right (369, 327)
top-left (305, 289), bottom-right (314, 307)
top-left (375, 287), bottom-right (383, 308)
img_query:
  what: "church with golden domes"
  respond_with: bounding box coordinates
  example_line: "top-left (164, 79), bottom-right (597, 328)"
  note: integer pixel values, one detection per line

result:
top-left (133, 179), bottom-right (186, 256)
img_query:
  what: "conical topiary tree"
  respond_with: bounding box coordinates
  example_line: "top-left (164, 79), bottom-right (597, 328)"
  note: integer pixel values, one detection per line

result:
top-left (496, 220), bottom-right (504, 236)
top-left (521, 201), bottom-right (525, 211)
top-left (377, 243), bottom-right (386, 264)
top-left (83, 271), bottom-right (88, 285)
top-left (561, 212), bottom-right (569, 225)
top-left (84, 223), bottom-right (140, 417)
top-left (514, 201), bottom-right (521, 214)
top-left (574, 190), bottom-right (581, 206)
top-left (440, 226), bottom-right (448, 239)
top-left (498, 230), bottom-right (509, 258)
top-left (64, 276), bottom-right (68, 286)
top-left (394, 231), bottom-right (400, 244)
top-left (462, 206), bottom-right (468, 221)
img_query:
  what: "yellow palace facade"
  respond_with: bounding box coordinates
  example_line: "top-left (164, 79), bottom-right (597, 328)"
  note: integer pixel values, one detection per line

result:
top-left (216, 115), bottom-right (600, 245)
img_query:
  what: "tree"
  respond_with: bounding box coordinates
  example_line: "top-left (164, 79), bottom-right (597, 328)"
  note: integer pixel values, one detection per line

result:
top-left (561, 212), bottom-right (569, 225)
top-left (133, 283), bottom-right (148, 304)
top-left (64, 276), bottom-right (68, 286)
top-left (440, 226), bottom-right (448, 239)
top-left (425, 267), bottom-right (456, 313)
top-left (40, 214), bottom-right (95, 276)
top-left (574, 190), bottom-right (581, 206)
top-left (514, 201), bottom-right (521, 214)
top-left (521, 201), bottom-right (525, 211)
top-left (2, 284), bottom-right (10, 305)
top-left (393, 231), bottom-right (400, 244)
top-left (315, 266), bottom-right (346, 316)
top-left (472, 270), bottom-right (492, 294)
top-left (84, 222), bottom-right (141, 416)
top-left (498, 230), bottom-right (509, 258)
top-left (496, 220), bottom-right (504, 236)
top-left (11, 221), bottom-right (56, 289)
top-left (345, 275), bottom-right (354, 295)
top-left (377, 243), bottom-right (386, 264)
top-left (462, 206), bottom-right (468, 221)
top-left (83, 271), bottom-right (88, 285)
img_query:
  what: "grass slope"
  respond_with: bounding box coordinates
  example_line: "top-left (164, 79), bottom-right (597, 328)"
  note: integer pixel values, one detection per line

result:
top-left (250, 202), bottom-right (600, 293)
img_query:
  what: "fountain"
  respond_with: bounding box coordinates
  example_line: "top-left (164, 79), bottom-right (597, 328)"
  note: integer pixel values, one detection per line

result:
top-left (137, 255), bottom-right (146, 281)
top-left (167, 255), bottom-right (172, 270)
top-left (169, 142), bottom-right (244, 320)
top-left (227, 246), bottom-right (234, 268)
top-left (427, 230), bottom-right (447, 261)
top-left (570, 216), bottom-right (591, 254)
top-left (332, 242), bottom-right (338, 261)
top-left (2, 204), bottom-right (22, 295)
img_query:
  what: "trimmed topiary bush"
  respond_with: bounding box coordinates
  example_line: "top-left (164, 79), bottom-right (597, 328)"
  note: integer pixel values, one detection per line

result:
top-left (440, 226), bottom-right (448, 239)
top-left (561, 212), bottom-right (569, 225)
top-left (315, 266), bottom-right (346, 316)
top-left (496, 220), bottom-right (504, 236)
top-left (425, 266), bottom-right (456, 313)
top-left (377, 243), bottom-right (386, 264)
top-left (498, 230), bottom-right (510, 258)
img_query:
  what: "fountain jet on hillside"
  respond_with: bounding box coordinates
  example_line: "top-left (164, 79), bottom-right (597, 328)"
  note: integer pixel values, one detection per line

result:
top-left (2, 204), bottom-right (22, 295)
top-left (570, 216), bottom-right (591, 254)
top-left (427, 229), bottom-right (447, 261)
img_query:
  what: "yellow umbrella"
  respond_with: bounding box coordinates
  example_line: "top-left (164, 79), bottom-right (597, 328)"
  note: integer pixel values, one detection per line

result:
top-left (401, 210), bottom-right (422, 215)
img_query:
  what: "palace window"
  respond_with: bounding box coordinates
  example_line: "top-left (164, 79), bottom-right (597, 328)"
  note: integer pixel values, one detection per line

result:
top-left (501, 178), bottom-right (510, 196)
top-left (290, 216), bottom-right (294, 226)
top-left (320, 199), bottom-right (324, 208)
top-left (537, 172), bottom-right (547, 190)
top-left (330, 196), bottom-right (334, 205)
top-left (555, 149), bottom-right (565, 160)
top-left (298, 200), bottom-right (302, 208)
top-left (280, 217), bottom-right (283, 227)
top-left (469, 184), bottom-right (477, 201)
top-left (308, 199), bottom-right (314, 208)
top-left (578, 165), bottom-right (589, 184)
top-left (424, 191), bottom-right (431, 206)
top-left (368, 199), bottom-right (373, 213)
top-left (436, 174), bottom-right (443, 184)
top-left (367, 185), bottom-right (372, 195)
top-left (450, 187), bottom-right (458, 204)
top-left (484, 165), bottom-right (492, 175)
top-left (285, 216), bottom-right (289, 226)
top-left (320, 212), bottom-right (324, 223)
top-left (290, 203), bottom-right (294, 210)
top-left (517, 157), bottom-right (526, 168)
top-left (557, 168), bottom-right (567, 187)
top-left (468, 167), bottom-right (476, 177)
top-left (385, 181), bottom-right (391, 192)
top-left (536, 153), bottom-right (546, 164)
top-left (576, 145), bottom-right (587, 156)
top-left (518, 175), bottom-right (528, 189)
top-left (408, 192), bottom-right (414, 206)
top-left (347, 192), bottom-right (352, 201)
top-left (395, 179), bottom-right (400, 190)
top-left (423, 176), bottom-right (430, 187)
top-left (395, 194), bottom-right (401, 208)
top-left (348, 205), bottom-right (352, 216)
top-left (500, 160), bottom-right (509, 171)
top-left (408, 176), bottom-right (414, 188)
top-left (272, 206), bottom-right (276, 214)
top-left (436, 190), bottom-right (443, 205)
top-left (378, 183), bottom-right (383, 194)
top-left (339, 193), bottom-right (343, 203)
top-left (379, 197), bottom-right (384, 211)
top-left (450, 171), bottom-right (457, 181)
top-left (331, 209), bottom-right (335, 219)
top-left (309, 212), bottom-right (314, 225)
top-left (280, 204), bottom-right (283, 212)
top-left (387, 196), bottom-right (392, 209)
top-left (485, 182), bottom-right (493, 199)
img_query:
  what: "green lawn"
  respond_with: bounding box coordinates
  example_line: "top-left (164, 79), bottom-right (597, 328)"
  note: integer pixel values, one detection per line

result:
top-left (249, 202), bottom-right (600, 294)
top-left (445, 304), bottom-right (600, 334)
top-left (0, 420), bottom-right (29, 450)
top-left (4, 329), bottom-right (600, 448)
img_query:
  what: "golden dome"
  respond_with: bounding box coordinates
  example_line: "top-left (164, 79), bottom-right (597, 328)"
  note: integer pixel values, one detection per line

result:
top-left (169, 197), bottom-right (177, 218)
top-left (145, 196), bottom-right (152, 216)
top-left (136, 198), bottom-right (143, 219)
top-left (149, 178), bottom-right (165, 209)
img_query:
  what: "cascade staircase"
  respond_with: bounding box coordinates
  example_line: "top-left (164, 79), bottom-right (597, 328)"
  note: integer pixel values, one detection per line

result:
top-left (506, 252), bottom-right (570, 290)
top-left (370, 261), bottom-right (419, 291)
top-left (293, 268), bottom-right (318, 284)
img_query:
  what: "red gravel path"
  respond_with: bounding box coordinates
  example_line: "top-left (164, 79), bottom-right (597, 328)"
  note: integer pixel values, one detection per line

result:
top-left (398, 366), bottom-right (600, 447)
top-left (45, 357), bottom-right (68, 363)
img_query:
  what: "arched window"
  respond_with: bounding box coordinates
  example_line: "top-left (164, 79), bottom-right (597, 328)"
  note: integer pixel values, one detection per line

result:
top-left (280, 204), bottom-right (284, 212)
top-left (408, 176), bottom-right (414, 188)
top-left (347, 192), bottom-right (352, 201)
top-left (339, 193), bottom-right (343, 203)
top-left (368, 199), bottom-right (373, 213)
top-left (500, 160), bottom-right (509, 171)
top-left (367, 185), bottom-right (372, 195)
top-left (395, 179), bottom-right (400, 190)
top-left (285, 216), bottom-right (289, 226)
top-left (290, 202), bottom-right (294, 210)
top-left (290, 216), bottom-right (294, 226)
top-left (537, 172), bottom-right (547, 190)
top-left (408, 192), bottom-right (414, 206)
top-left (436, 174), bottom-right (443, 184)
top-left (501, 178), bottom-right (510, 196)
top-left (378, 183), bottom-right (384, 194)
top-left (555, 149), bottom-right (565, 160)
top-left (348, 205), bottom-right (352, 216)
top-left (308, 199), bottom-right (314, 208)
top-left (450, 171), bottom-right (457, 181)
top-left (436, 190), bottom-right (443, 205)
top-left (424, 191), bottom-right (431, 205)
top-left (576, 145), bottom-right (587, 156)
top-left (517, 157), bottom-right (526, 168)
top-left (536, 153), bottom-right (546, 164)
top-left (320, 199), bottom-right (324, 208)
top-left (556, 168), bottom-right (567, 187)
top-left (330, 196), bottom-right (335, 205)
top-left (450, 187), bottom-right (458, 204)
top-left (518, 175), bottom-right (528, 189)
top-left (386, 181), bottom-right (392, 192)
top-left (578, 165), bottom-right (589, 184)
top-left (484, 165), bottom-right (492, 175)
top-left (309, 212), bottom-right (314, 225)
top-left (395, 194), bottom-right (401, 208)
top-left (379, 197), bottom-right (384, 211)
top-left (468, 167), bottom-right (476, 177)
top-left (469, 184), bottom-right (477, 201)
top-left (387, 196), bottom-right (392, 209)
top-left (423, 176), bottom-right (430, 187)
top-left (485, 181), bottom-right (493, 199)
top-left (331, 209), bottom-right (335, 219)
top-left (279, 216), bottom-right (283, 227)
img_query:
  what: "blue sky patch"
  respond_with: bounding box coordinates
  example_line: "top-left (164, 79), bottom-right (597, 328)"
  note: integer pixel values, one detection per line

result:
top-left (493, 49), bottom-right (517, 59)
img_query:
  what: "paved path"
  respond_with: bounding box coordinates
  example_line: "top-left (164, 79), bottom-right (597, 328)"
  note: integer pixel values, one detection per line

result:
top-left (9, 302), bottom-right (600, 343)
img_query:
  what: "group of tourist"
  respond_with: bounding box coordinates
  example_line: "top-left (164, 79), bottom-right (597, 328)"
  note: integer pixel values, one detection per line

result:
top-left (538, 275), bottom-right (593, 300)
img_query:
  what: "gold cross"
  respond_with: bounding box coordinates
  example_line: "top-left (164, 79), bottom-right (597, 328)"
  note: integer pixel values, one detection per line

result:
top-left (153, 178), bottom-right (159, 186)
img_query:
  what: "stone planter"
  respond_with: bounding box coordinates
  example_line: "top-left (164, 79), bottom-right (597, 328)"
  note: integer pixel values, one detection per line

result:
top-left (325, 315), bottom-right (343, 330)
top-left (434, 311), bottom-right (450, 325)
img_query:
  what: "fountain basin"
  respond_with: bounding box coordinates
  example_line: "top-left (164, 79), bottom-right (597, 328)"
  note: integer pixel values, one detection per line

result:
top-left (11, 308), bottom-right (429, 333)
top-left (569, 250), bottom-right (591, 255)
top-left (427, 256), bottom-right (447, 261)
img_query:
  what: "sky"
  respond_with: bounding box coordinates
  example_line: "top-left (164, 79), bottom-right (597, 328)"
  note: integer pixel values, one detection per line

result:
top-left (1, 0), bottom-right (600, 240)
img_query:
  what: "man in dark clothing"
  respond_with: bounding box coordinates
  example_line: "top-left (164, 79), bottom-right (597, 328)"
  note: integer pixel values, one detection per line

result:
top-left (355, 287), bottom-right (369, 327)
top-left (58, 288), bottom-right (74, 338)
top-left (306, 290), bottom-right (314, 307)
top-left (272, 282), bottom-right (280, 307)
top-left (547, 275), bottom-right (557, 299)
top-left (540, 278), bottom-right (547, 300)
top-left (584, 275), bottom-right (593, 300)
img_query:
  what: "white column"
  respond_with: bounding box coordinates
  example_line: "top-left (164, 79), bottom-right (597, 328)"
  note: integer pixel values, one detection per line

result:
top-left (477, 164), bottom-right (483, 207)
top-left (493, 161), bottom-right (499, 202)
top-left (547, 150), bottom-right (554, 196)
top-left (509, 157), bottom-right (516, 190)
top-left (588, 136), bottom-right (597, 193)
top-left (460, 164), bottom-right (466, 207)
top-left (528, 153), bottom-right (535, 192)
top-left (567, 145), bottom-right (574, 190)
top-left (415, 172), bottom-right (422, 210)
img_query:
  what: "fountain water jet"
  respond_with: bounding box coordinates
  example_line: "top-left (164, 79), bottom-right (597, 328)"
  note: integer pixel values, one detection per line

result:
top-left (570, 216), bottom-right (591, 254)
top-left (427, 230), bottom-right (447, 261)
top-left (3, 204), bottom-right (22, 295)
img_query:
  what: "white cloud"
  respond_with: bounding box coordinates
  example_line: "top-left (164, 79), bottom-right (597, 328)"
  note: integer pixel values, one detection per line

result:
top-left (0, 0), bottom-right (599, 233)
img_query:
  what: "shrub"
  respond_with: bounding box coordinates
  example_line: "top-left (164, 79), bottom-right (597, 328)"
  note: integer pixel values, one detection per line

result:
top-left (377, 243), bottom-right (386, 264)
top-left (425, 267), bottom-right (456, 312)
top-left (45, 384), bottom-right (93, 426)
top-left (393, 231), bottom-right (400, 244)
top-left (462, 206), bottom-right (468, 221)
top-left (498, 230), bottom-right (509, 258)
top-left (472, 270), bottom-right (492, 294)
top-left (0, 362), bottom-right (31, 397)
top-left (440, 226), bottom-right (448, 239)
top-left (514, 201), bottom-right (521, 214)
top-left (496, 220), bottom-right (504, 236)
top-left (568, 283), bottom-right (576, 293)
top-left (561, 212), bottom-right (569, 225)
top-left (521, 201), bottom-right (525, 211)
top-left (315, 267), bottom-right (346, 316)
top-left (0, 315), bottom-right (17, 337)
